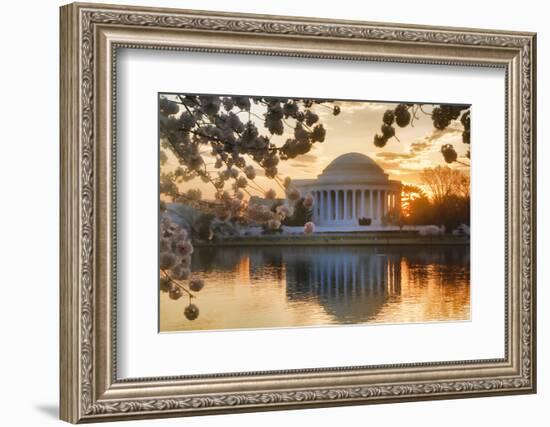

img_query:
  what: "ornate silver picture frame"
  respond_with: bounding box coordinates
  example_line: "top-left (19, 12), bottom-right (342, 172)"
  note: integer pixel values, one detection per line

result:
top-left (60, 2), bottom-right (536, 423)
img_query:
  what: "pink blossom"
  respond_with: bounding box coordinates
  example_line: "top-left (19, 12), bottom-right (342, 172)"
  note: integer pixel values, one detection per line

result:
top-left (180, 255), bottom-right (191, 269)
top-left (244, 165), bottom-right (256, 180)
top-left (189, 278), bottom-right (205, 292)
top-left (184, 304), bottom-right (200, 320)
top-left (276, 205), bottom-right (290, 219)
top-left (172, 229), bottom-right (188, 242)
top-left (265, 189), bottom-right (277, 200)
top-left (287, 188), bottom-right (300, 202)
top-left (247, 204), bottom-right (274, 222)
top-left (175, 240), bottom-right (194, 256)
top-left (231, 198), bottom-right (242, 210)
top-left (159, 238), bottom-right (171, 252)
top-left (304, 221), bottom-right (316, 235)
top-left (169, 287), bottom-right (183, 300)
top-left (171, 264), bottom-right (190, 280)
top-left (303, 194), bottom-right (314, 208)
top-left (160, 252), bottom-right (177, 270)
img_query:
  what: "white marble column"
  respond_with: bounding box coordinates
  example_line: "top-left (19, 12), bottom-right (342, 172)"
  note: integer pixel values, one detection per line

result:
top-left (376, 190), bottom-right (382, 221)
top-left (343, 190), bottom-right (347, 220)
top-left (321, 190), bottom-right (327, 222)
top-left (326, 190), bottom-right (330, 221)
top-left (335, 190), bottom-right (339, 221)
top-left (361, 190), bottom-right (365, 218)
top-left (369, 190), bottom-right (374, 219)
top-left (326, 190), bottom-right (329, 220)
top-left (327, 190), bottom-right (332, 222)
top-left (353, 190), bottom-right (356, 219)
top-left (318, 190), bottom-right (322, 222)
top-left (317, 191), bottom-right (321, 222)
top-left (334, 190), bottom-right (340, 221)
top-left (351, 190), bottom-right (357, 220)
top-left (314, 191), bottom-right (318, 221)
top-left (316, 191), bottom-right (320, 221)
top-left (328, 190), bottom-right (331, 220)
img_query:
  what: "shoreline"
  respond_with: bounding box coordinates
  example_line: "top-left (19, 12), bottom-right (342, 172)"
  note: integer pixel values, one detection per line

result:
top-left (194, 233), bottom-right (469, 247)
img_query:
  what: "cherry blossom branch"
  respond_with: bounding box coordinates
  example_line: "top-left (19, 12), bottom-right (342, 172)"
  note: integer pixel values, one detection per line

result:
top-left (160, 269), bottom-right (195, 298)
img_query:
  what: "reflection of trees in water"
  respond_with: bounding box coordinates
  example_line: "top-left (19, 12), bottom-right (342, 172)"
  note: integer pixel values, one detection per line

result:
top-left (192, 246), bottom-right (285, 280)
top-left (191, 245), bottom-right (469, 324)
top-left (191, 246), bottom-right (282, 273)
top-left (402, 246), bottom-right (469, 286)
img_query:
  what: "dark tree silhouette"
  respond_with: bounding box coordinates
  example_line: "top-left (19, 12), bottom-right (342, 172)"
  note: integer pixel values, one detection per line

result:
top-left (397, 170), bottom-right (469, 230)
top-left (400, 185), bottom-right (425, 219)
top-left (373, 103), bottom-right (471, 166)
top-left (282, 198), bottom-right (313, 226)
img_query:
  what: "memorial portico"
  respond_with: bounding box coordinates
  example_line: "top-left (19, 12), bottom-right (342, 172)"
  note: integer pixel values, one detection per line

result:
top-left (292, 152), bottom-right (402, 226)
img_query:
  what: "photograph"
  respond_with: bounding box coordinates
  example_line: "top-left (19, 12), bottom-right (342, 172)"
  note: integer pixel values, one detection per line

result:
top-left (158, 94), bottom-right (472, 332)
top-left (54, 2), bottom-right (537, 421)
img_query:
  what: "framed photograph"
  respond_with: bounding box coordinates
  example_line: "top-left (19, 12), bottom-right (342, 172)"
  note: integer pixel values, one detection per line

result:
top-left (60, 2), bottom-right (537, 423)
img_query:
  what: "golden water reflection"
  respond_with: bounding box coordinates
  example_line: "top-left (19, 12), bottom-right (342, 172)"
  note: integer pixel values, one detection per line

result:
top-left (159, 245), bottom-right (470, 332)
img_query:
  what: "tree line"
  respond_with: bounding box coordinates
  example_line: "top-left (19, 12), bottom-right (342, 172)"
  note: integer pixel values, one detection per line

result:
top-left (397, 166), bottom-right (470, 231)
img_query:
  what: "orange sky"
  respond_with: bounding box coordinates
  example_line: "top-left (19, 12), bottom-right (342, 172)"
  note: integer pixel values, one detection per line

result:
top-left (160, 96), bottom-right (470, 199)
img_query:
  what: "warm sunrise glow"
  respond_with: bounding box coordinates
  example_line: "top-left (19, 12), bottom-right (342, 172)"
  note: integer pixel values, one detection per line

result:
top-left (160, 96), bottom-right (469, 201)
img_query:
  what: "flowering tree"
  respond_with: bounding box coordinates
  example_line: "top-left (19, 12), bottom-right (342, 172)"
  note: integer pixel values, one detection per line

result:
top-left (373, 103), bottom-right (471, 166)
top-left (159, 94), bottom-right (339, 234)
top-left (159, 95), bottom-right (336, 319)
top-left (159, 212), bottom-right (204, 320)
top-left (160, 95), bottom-right (338, 193)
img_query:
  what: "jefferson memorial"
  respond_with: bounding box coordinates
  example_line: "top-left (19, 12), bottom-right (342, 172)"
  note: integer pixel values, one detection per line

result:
top-left (292, 152), bottom-right (402, 227)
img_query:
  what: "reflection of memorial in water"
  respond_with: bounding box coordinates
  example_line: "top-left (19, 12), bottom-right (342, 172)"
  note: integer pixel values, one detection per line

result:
top-left (164, 245), bottom-right (470, 331)
top-left (282, 247), bottom-right (402, 323)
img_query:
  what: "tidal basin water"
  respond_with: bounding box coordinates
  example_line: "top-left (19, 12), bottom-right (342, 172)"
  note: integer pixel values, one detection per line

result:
top-left (160, 245), bottom-right (470, 332)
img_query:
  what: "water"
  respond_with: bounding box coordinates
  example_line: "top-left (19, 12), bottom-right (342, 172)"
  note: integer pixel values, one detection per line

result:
top-left (160, 245), bottom-right (470, 332)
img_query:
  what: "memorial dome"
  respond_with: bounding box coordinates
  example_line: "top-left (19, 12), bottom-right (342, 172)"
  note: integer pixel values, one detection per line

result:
top-left (318, 152), bottom-right (387, 183)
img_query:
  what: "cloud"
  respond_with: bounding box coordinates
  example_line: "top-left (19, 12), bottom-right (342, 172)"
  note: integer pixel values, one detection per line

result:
top-left (425, 126), bottom-right (462, 144)
top-left (331, 100), bottom-right (393, 114)
top-left (290, 162), bottom-right (317, 170)
top-left (292, 153), bottom-right (318, 164)
top-left (376, 152), bottom-right (416, 161)
top-left (288, 155), bottom-right (320, 173)
top-left (376, 160), bottom-right (424, 178)
top-left (410, 141), bottom-right (430, 153)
